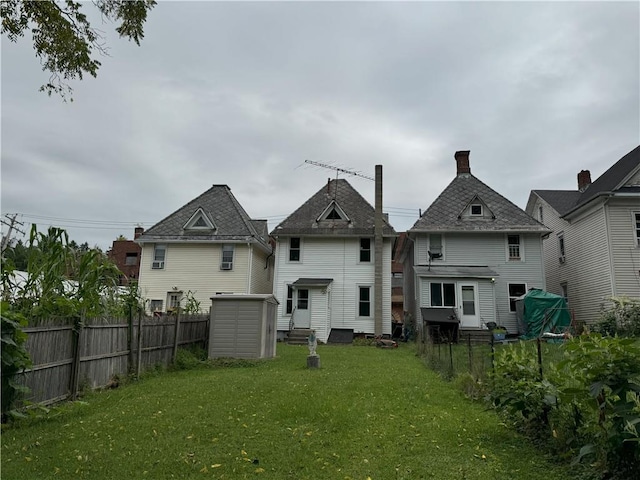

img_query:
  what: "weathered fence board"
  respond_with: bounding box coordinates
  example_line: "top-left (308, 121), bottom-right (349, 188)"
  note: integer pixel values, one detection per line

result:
top-left (17, 313), bottom-right (209, 406)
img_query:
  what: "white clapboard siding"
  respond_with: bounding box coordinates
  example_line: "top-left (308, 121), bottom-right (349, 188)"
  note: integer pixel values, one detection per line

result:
top-left (607, 199), bottom-right (640, 298)
top-left (138, 243), bottom-right (250, 312)
top-left (249, 246), bottom-right (274, 294)
top-left (273, 236), bottom-right (392, 341)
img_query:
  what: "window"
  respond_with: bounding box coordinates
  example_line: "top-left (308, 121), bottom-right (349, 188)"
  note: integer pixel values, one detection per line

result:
top-left (168, 293), bottom-right (181, 310)
top-left (297, 289), bottom-right (309, 310)
top-left (286, 285), bottom-right (294, 314)
top-left (560, 282), bottom-right (568, 304)
top-left (289, 237), bottom-right (301, 262)
top-left (538, 206), bottom-right (544, 223)
top-left (557, 232), bottom-right (566, 261)
top-left (221, 244), bottom-right (234, 270)
top-left (125, 252), bottom-right (138, 266)
top-left (507, 235), bottom-right (521, 260)
top-left (150, 299), bottom-right (163, 313)
top-left (360, 238), bottom-right (371, 262)
top-left (471, 204), bottom-right (483, 216)
top-left (152, 244), bottom-right (166, 269)
top-left (635, 213), bottom-right (640, 246)
top-left (326, 208), bottom-right (342, 219)
top-left (358, 286), bottom-right (371, 317)
top-left (430, 282), bottom-right (456, 307)
top-left (429, 234), bottom-right (443, 259)
top-left (508, 283), bottom-right (527, 312)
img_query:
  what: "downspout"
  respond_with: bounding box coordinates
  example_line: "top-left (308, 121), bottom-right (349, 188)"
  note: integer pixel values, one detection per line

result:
top-left (247, 242), bottom-right (253, 294)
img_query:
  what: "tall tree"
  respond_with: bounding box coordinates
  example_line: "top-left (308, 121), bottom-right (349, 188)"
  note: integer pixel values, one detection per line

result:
top-left (1, 0), bottom-right (156, 100)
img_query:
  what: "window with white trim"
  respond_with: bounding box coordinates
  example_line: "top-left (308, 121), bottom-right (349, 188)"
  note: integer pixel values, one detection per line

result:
top-left (430, 282), bottom-right (456, 307)
top-left (152, 244), bottom-right (166, 269)
top-left (634, 212), bottom-right (640, 246)
top-left (557, 232), bottom-right (566, 262)
top-left (507, 235), bottom-right (521, 260)
top-left (286, 285), bottom-right (294, 314)
top-left (358, 286), bottom-right (371, 317)
top-left (429, 234), bottom-right (443, 259)
top-left (289, 237), bottom-right (301, 262)
top-left (220, 244), bottom-right (234, 270)
top-left (470, 204), bottom-right (483, 216)
top-left (150, 299), bottom-right (163, 313)
top-left (508, 283), bottom-right (527, 312)
top-left (360, 238), bottom-right (371, 262)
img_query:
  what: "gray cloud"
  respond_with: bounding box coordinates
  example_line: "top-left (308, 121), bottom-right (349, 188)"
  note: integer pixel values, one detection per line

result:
top-left (2, 1), bottom-right (638, 249)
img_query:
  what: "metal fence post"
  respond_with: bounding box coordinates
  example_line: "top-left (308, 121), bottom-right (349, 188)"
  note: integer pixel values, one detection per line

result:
top-left (69, 316), bottom-right (83, 400)
top-left (136, 311), bottom-right (143, 378)
top-left (127, 305), bottom-right (134, 374)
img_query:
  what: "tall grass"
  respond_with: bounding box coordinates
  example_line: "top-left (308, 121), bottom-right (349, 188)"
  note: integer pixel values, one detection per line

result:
top-left (1, 344), bottom-right (575, 479)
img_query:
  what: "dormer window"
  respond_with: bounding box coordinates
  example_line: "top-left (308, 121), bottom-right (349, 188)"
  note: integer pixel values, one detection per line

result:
top-left (470, 204), bottom-right (483, 216)
top-left (183, 208), bottom-right (216, 231)
top-left (317, 201), bottom-right (350, 222)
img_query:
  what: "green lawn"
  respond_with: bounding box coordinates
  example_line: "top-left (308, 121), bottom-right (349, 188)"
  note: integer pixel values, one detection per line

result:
top-left (1, 344), bottom-right (575, 480)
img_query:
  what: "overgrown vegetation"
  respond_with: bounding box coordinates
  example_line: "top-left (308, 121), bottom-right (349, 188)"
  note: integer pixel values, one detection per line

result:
top-left (0, 306), bottom-right (32, 423)
top-left (595, 297), bottom-right (640, 337)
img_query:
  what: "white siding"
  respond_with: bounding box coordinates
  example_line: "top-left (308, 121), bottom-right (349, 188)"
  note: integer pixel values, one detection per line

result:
top-left (412, 231), bottom-right (546, 333)
top-left (138, 243), bottom-right (250, 312)
top-left (564, 205), bottom-right (612, 323)
top-left (606, 199), bottom-right (640, 299)
top-left (273, 236), bottom-right (393, 342)
top-left (249, 246), bottom-right (274, 294)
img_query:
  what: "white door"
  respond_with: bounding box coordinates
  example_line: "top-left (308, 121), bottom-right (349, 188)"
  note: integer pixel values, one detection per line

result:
top-left (294, 289), bottom-right (311, 328)
top-left (458, 283), bottom-right (479, 328)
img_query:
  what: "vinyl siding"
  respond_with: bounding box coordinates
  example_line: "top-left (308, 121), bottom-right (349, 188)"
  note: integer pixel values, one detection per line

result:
top-left (249, 246), bottom-right (274, 294)
top-left (273, 236), bottom-right (393, 342)
top-left (412, 232), bottom-right (545, 333)
top-left (138, 243), bottom-right (250, 312)
top-left (606, 198), bottom-right (640, 299)
top-left (209, 300), bottom-right (260, 358)
top-left (564, 205), bottom-right (613, 323)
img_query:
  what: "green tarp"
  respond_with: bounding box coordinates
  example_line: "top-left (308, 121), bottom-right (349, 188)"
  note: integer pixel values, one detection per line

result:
top-left (515, 289), bottom-right (571, 339)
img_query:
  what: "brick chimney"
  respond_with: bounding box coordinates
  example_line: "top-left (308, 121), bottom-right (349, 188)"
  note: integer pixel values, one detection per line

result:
top-left (134, 226), bottom-right (144, 239)
top-left (455, 150), bottom-right (471, 175)
top-left (577, 170), bottom-right (591, 192)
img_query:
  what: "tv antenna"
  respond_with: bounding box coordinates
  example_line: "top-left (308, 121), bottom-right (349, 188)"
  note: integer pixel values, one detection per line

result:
top-left (304, 159), bottom-right (374, 181)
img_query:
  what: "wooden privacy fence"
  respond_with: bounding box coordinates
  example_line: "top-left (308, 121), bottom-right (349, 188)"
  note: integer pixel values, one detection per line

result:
top-left (18, 312), bottom-right (209, 406)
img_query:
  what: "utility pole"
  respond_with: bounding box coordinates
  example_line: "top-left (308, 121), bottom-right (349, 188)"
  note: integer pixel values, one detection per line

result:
top-left (1, 214), bottom-right (26, 253)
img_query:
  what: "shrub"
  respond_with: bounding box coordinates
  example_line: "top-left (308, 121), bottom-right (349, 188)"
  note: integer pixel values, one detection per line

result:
top-left (595, 297), bottom-right (640, 337)
top-left (1, 305), bottom-right (32, 422)
top-left (173, 346), bottom-right (207, 370)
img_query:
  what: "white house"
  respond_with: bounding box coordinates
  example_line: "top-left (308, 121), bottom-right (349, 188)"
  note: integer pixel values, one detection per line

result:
top-left (401, 151), bottom-right (550, 338)
top-left (526, 145), bottom-right (640, 325)
top-left (136, 185), bottom-right (273, 313)
top-left (271, 178), bottom-right (396, 343)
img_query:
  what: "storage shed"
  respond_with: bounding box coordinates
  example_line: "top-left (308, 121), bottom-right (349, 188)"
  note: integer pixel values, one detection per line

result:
top-left (208, 294), bottom-right (278, 359)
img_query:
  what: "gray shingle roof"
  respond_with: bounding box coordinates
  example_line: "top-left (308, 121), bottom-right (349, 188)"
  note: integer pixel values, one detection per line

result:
top-left (410, 174), bottom-right (549, 233)
top-left (136, 185), bottom-right (270, 250)
top-left (271, 178), bottom-right (396, 236)
top-left (531, 145), bottom-right (640, 217)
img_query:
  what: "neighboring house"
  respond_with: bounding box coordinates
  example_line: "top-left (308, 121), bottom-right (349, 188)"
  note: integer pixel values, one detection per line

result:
top-left (401, 151), bottom-right (550, 336)
top-left (526, 145), bottom-right (640, 325)
top-left (271, 178), bottom-right (397, 343)
top-left (107, 227), bottom-right (143, 286)
top-left (136, 185), bottom-right (273, 313)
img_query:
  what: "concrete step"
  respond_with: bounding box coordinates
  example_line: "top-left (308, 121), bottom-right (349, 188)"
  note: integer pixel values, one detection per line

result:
top-left (287, 329), bottom-right (313, 345)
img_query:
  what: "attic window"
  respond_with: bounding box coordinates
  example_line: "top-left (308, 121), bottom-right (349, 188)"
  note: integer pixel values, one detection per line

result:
top-left (470, 204), bottom-right (483, 216)
top-left (183, 208), bottom-right (216, 231)
top-left (317, 201), bottom-right (350, 222)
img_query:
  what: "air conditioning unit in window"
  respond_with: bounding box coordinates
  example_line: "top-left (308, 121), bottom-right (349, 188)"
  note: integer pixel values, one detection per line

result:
top-left (559, 256), bottom-right (566, 264)
top-left (152, 261), bottom-right (164, 269)
top-left (221, 262), bottom-right (232, 270)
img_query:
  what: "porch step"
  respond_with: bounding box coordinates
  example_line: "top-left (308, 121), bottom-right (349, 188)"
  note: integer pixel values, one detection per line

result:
top-left (287, 328), bottom-right (313, 345)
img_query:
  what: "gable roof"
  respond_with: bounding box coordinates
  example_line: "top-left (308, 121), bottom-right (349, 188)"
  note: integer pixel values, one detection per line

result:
top-left (410, 173), bottom-right (549, 233)
top-left (271, 178), bottom-right (396, 236)
top-left (137, 185), bottom-right (270, 250)
top-left (530, 145), bottom-right (640, 217)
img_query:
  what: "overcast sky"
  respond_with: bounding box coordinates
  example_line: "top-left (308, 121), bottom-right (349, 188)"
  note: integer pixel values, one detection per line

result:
top-left (2, 1), bottom-right (639, 251)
